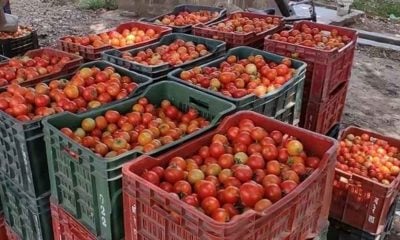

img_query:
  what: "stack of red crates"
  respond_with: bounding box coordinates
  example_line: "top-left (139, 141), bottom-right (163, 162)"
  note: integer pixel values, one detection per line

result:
top-left (264, 21), bottom-right (358, 134)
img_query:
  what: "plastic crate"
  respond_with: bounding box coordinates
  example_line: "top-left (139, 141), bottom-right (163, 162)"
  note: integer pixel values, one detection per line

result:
top-left (328, 197), bottom-right (397, 240)
top-left (0, 60), bottom-right (152, 199)
top-left (0, 47), bottom-right (83, 91)
top-left (140, 4), bottom-right (227, 33)
top-left (330, 127), bottom-right (400, 234)
top-left (50, 198), bottom-right (96, 240)
top-left (193, 12), bottom-right (284, 48)
top-left (0, 214), bottom-right (7, 240)
top-left (5, 224), bottom-right (17, 240)
top-left (58, 21), bottom-right (172, 61)
top-left (0, 175), bottom-right (52, 240)
top-left (122, 110), bottom-right (338, 240)
top-left (0, 54), bottom-right (8, 63)
top-left (300, 82), bottom-right (348, 134)
top-left (0, 30), bottom-right (39, 57)
top-left (169, 46), bottom-right (306, 125)
top-left (102, 33), bottom-right (226, 80)
top-left (42, 81), bottom-right (235, 240)
top-left (264, 21), bottom-right (358, 103)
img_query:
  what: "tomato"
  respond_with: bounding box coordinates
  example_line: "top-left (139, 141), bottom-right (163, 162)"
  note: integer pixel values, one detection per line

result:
top-left (195, 180), bottom-right (217, 200)
top-left (169, 157), bottom-right (187, 170)
top-left (182, 194), bottom-right (199, 207)
top-left (105, 110), bottom-right (120, 123)
top-left (286, 140), bottom-right (304, 156)
top-left (159, 181), bottom-right (174, 192)
top-left (280, 180), bottom-right (298, 195)
top-left (254, 199), bottom-right (272, 212)
top-left (201, 196), bottom-right (220, 215)
top-left (234, 152), bottom-right (248, 164)
top-left (223, 203), bottom-right (239, 217)
top-left (306, 156), bottom-right (320, 169)
top-left (235, 132), bottom-right (253, 146)
top-left (221, 186), bottom-right (240, 204)
top-left (262, 144), bottom-right (278, 161)
top-left (282, 170), bottom-right (300, 183)
top-left (291, 163), bottom-right (306, 176)
top-left (247, 153), bottom-right (265, 170)
top-left (240, 182), bottom-right (263, 207)
top-left (187, 169), bottom-right (205, 184)
top-left (174, 180), bottom-right (192, 197)
top-left (234, 164), bottom-right (253, 182)
top-left (218, 169), bottom-right (233, 184)
top-left (211, 208), bottom-right (230, 222)
top-left (209, 142), bottom-right (225, 158)
top-left (270, 130), bottom-right (283, 145)
top-left (218, 154), bottom-right (234, 169)
top-left (264, 183), bottom-right (282, 202)
top-left (227, 126), bottom-right (240, 141)
top-left (223, 177), bottom-right (241, 188)
top-left (141, 170), bottom-right (160, 185)
top-left (262, 174), bottom-right (282, 188)
top-left (151, 166), bottom-right (164, 179)
top-left (164, 166), bottom-right (184, 184)
top-left (266, 160), bottom-right (281, 176)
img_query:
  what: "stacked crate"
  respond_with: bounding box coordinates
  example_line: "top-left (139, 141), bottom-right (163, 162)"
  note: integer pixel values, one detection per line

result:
top-left (264, 21), bottom-right (358, 134)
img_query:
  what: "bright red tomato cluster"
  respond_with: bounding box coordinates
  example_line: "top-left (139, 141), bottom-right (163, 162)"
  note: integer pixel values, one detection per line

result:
top-left (337, 133), bottom-right (400, 185)
top-left (155, 11), bottom-right (219, 26)
top-left (0, 66), bottom-right (139, 121)
top-left (141, 118), bottom-right (321, 222)
top-left (64, 27), bottom-right (159, 48)
top-left (210, 13), bottom-right (281, 34)
top-left (61, 99), bottom-right (209, 157)
top-left (179, 55), bottom-right (294, 98)
top-left (121, 39), bottom-right (209, 66)
top-left (271, 24), bottom-right (352, 50)
top-left (0, 54), bottom-right (73, 87)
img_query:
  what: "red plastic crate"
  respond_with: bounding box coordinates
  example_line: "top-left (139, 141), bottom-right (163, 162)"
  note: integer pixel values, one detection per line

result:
top-left (264, 21), bottom-right (357, 103)
top-left (193, 12), bottom-right (283, 48)
top-left (0, 47), bottom-right (83, 90)
top-left (122, 111), bottom-right (338, 240)
top-left (50, 198), bottom-right (96, 240)
top-left (330, 126), bottom-right (400, 235)
top-left (0, 215), bottom-right (7, 240)
top-left (58, 21), bottom-right (172, 61)
top-left (300, 82), bottom-right (348, 134)
top-left (4, 224), bottom-right (17, 240)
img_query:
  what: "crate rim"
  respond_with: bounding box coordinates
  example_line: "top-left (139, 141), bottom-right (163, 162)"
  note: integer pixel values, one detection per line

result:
top-left (123, 110), bottom-right (338, 227)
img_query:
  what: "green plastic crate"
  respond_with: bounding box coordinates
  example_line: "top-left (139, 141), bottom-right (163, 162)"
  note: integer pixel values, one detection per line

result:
top-left (0, 175), bottom-right (52, 240)
top-left (43, 81), bottom-right (235, 240)
top-left (0, 61), bottom-right (152, 199)
top-left (168, 46), bottom-right (307, 125)
top-left (102, 33), bottom-right (226, 80)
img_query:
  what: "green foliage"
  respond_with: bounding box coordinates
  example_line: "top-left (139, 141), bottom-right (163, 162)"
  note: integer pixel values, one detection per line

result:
top-left (352, 0), bottom-right (400, 18)
top-left (79, 0), bottom-right (117, 10)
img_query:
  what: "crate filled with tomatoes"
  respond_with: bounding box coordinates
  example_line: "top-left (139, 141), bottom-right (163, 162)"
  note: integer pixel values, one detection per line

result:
top-left (141, 4), bottom-right (227, 33)
top-left (0, 61), bottom-right (152, 198)
top-left (102, 33), bottom-right (226, 80)
top-left (0, 26), bottom-right (39, 57)
top-left (0, 47), bottom-right (83, 90)
top-left (122, 111), bottom-right (338, 240)
top-left (169, 46), bottom-right (306, 125)
top-left (193, 12), bottom-right (283, 49)
top-left (0, 213), bottom-right (6, 240)
top-left (0, 175), bottom-right (52, 240)
top-left (331, 127), bottom-right (400, 235)
top-left (42, 81), bottom-right (235, 239)
top-left (264, 21), bottom-right (358, 134)
top-left (58, 21), bottom-right (172, 61)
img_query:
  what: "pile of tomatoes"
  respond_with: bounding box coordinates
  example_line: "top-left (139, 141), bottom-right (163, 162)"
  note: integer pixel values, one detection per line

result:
top-left (155, 11), bottom-right (219, 26)
top-left (179, 54), bottom-right (295, 98)
top-left (140, 118), bottom-right (321, 222)
top-left (64, 27), bottom-right (160, 48)
top-left (209, 13), bottom-right (281, 34)
top-left (337, 133), bottom-right (400, 185)
top-left (121, 39), bottom-right (209, 66)
top-left (0, 54), bottom-right (73, 87)
top-left (61, 99), bottom-right (209, 157)
top-left (271, 24), bottom-right (352, 50)
top-left (0, 26), bottom-right (32, 39)
top-left (0, 66), bottom-right (139, 121)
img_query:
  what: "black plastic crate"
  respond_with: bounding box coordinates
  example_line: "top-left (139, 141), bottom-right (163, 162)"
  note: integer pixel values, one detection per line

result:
top-left (0, 30), bottom-right (39, 57)
top-left (0, 175), bottom-right (52, 240)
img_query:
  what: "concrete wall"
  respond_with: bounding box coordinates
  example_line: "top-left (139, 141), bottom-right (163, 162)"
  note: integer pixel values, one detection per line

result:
top-left (117, 0), bottom-right (279, 16)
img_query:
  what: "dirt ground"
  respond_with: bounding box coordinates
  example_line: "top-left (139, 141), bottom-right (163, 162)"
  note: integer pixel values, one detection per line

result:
top-left (10, 0), bottom-right (400, 237)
